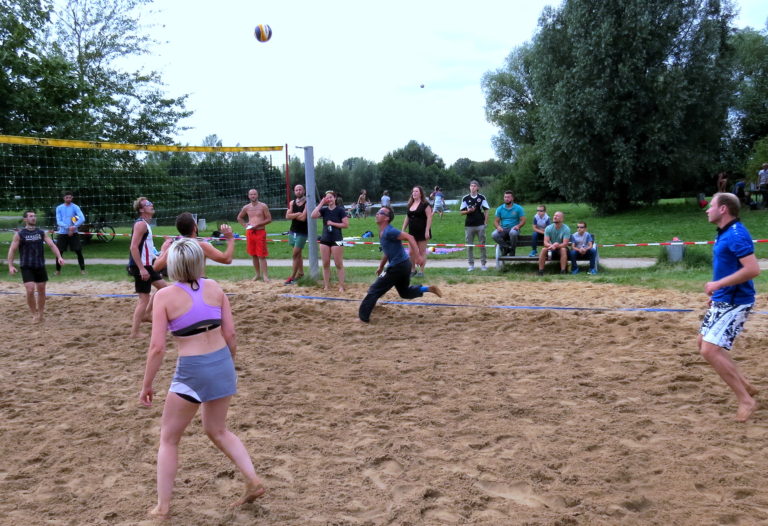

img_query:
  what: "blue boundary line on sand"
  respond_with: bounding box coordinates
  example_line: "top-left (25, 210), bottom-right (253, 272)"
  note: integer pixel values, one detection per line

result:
top-left (281, 293), bottom-right (768, 315)
top-left (2, 290), bottom-right (766, 315)
top-left (0, 291), bottom-right (237, 298)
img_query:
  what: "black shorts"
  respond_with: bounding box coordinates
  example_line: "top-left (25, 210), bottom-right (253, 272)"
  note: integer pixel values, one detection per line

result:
top-left (319, 239), bottom-right (341, 248)
top-left (56, 233), bottom-right (82, 252)
top-left (21, 266), bottom-right (48, 283)
top-left (128, 264), bottom-right (163, 294)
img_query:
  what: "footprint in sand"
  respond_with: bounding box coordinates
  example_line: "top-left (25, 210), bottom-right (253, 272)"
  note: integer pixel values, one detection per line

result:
top-left (477, 480), bottom-right (565, 509)
top-left (421, 506), bottom-right (462, 523)
top-left (363, 457), bottom-right (404, 490)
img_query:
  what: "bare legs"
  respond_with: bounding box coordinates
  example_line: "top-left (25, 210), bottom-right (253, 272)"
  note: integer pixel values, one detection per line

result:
top-left (202, 397), bottom-right (265, 505)
top-left (698, 336), bottom-right (758, 422)
top-left (23, 282), bottom-right (46, 323)
top-left (251, 256), bottom-right (269, 281)
top-left (319, 244), bottom-right (345, 291)
top-left (132, 293), bottom-right (150, 338)
top-left (151, 394), bottom-right (264, 519)
top-left (411, 240), bottom-right (428, 275)
top-left (289, 246), bottom-right (304, 281)
top-left (132, 280), bottom-right (167, 338)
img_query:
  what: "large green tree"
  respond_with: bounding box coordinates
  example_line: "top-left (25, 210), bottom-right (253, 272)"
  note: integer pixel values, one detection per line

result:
top-left (378, 140), bottom-right (448, 199)
top-left (52, 0), bottom-right (191, 143)
top-left (482, 43), bottom-right (539, 162)
top-left (0, 0), bottom-right (81, 136)
top-left (729, 27), bottom-right (768, 169)
top-left (485, 0), bottom-right (735, 213)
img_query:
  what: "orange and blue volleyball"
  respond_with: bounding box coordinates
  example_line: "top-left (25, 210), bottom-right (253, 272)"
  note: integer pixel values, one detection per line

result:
top-left (254, 24), bottom-right (272, 42)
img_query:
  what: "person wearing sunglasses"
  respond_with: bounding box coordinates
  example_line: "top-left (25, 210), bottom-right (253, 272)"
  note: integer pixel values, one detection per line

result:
top-left (568, 222), bottom-right (597, 275)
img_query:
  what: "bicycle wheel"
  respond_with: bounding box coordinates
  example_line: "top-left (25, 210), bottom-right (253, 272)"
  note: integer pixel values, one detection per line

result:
top-left (96, 225), bottom-right (116, 242)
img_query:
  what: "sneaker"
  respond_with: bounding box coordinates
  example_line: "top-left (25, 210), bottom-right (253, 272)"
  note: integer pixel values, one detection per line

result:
top-left (560, 269), bottom-right (567, 275)
top-left (467, 265), bottom-right (475, 272)
top-left (537, 270), bottom-right (544, 276)
top-left (589, 269), bottom-right (598, 275)
top-left (528, 250), bottom-right (537, 257)
top-left (410, 270), bottom-right (418, 277)
top-left (571, 268), bottom-right (580, 275)
top-left (481, 265), bottom-right (488, 271)
top-left (284, 278), bottom-right (294, 285)
top-left (415, 271), bottom-right (424, 278)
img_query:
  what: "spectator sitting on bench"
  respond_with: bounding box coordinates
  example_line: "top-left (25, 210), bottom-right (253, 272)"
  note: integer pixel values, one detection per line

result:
top-left (569, 221), bottom-right (597, 275)
top-left (537, 211), bottom-right (570, 276)
top-left (529, 204), bottom-right (551, 257)
top-left (492, 190), bottom-right (526, 256)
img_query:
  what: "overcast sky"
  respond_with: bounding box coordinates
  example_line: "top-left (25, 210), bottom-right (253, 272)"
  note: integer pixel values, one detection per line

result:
top-left (137, 0), bottom-right (767, 167)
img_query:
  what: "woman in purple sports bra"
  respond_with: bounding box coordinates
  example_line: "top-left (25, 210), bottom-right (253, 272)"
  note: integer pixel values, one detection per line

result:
top-left (139, 238), bottom-right (265, 519)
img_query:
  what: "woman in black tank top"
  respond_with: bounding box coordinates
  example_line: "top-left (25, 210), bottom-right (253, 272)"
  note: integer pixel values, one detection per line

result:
top-left (402, 186), bottom-right (433, 277)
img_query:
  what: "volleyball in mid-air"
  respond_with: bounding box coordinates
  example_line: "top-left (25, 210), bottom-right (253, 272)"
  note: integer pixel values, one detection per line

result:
top-left (254, 24), bottom-right (272, 42)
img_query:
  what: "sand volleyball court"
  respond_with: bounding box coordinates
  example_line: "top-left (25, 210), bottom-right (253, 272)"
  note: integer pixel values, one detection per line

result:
top-left (1, 279), bottom-right (766, 525)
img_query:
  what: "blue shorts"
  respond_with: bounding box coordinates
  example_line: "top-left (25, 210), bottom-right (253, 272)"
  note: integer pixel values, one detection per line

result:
top-left (700, 301), bottom-right (753, 351)
top-left (288, 231), bottom-right (307, 249)
top-left (169, 346), bottom-right (237, 402)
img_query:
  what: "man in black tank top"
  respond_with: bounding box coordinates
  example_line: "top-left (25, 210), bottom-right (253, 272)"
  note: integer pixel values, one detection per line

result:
top-left (6, 210), bottom-right (65, 323)
top-left (284, 184), bottom-right (308, 285)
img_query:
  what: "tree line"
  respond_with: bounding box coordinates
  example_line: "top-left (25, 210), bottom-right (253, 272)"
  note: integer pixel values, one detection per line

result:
top-left (482, 0), bottom-right (768, 213)
top-left (285, 140), bottom-right (511, 205)
top-left (4, 1), bottom-right (767, 215)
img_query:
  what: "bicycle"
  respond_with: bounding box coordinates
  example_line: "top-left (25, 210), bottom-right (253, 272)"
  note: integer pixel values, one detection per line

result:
top-left (82, 221), bottom-right (116, 243)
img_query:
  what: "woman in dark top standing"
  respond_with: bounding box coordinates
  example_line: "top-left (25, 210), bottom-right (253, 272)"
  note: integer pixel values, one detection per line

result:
top-left (402, 185), bottom-right (433, 277)
top-left (311, 190), bottom-right (349, 291)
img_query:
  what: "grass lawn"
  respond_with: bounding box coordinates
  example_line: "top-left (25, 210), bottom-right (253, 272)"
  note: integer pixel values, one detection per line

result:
top-left (2, 198), bottom-right (765, 293)
top-left (2, 198), bottom-right (765, 261)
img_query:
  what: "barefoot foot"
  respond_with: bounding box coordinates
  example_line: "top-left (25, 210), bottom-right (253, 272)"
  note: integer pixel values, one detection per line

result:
top-left (428, 285), bottom-right (442, 298)
top-left (232, 480), bottom-right (266, 506)
top-left (736, 398), bottom-right (757, 422)
top-left (148, 505), bottom-right (170, 520)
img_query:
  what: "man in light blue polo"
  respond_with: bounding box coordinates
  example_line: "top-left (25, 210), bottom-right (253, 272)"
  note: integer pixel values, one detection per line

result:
top-left (55, 190), bottom-right (86, 275)
top-left (698, 192), bottom-right (761, 422)
top-left (492, 190), bottom-right (526, 256)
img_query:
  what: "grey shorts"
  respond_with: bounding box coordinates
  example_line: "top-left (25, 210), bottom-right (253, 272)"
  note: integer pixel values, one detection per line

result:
top-left (169, 346), bottom-right (237, 402)
top-left (700, 301), bottom-right (753, 351)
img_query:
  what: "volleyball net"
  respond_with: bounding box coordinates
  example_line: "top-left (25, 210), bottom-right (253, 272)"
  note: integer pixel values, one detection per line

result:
top-left (0, 135), bottom-right (285, 229)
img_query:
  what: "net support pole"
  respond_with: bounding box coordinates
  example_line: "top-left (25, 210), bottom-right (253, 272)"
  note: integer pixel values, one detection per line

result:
top-left (303, 146), bottom-right (319, 279)
top-left (284, 143), bottom-right (291, 207)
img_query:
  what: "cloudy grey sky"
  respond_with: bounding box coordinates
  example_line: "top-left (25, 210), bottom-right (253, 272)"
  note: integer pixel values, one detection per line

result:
top-left (137, 0), bottom-right (767, 166)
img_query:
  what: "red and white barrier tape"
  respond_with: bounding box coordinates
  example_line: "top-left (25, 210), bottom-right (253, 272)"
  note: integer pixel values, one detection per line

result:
top-left (2, 229), bottom-right (766, 249)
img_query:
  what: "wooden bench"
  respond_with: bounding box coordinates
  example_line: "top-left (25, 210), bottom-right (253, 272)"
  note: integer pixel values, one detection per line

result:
top-left (494, 234), bottom-right (542, 270)
top-left (495, 234), bottom-right (599, 271)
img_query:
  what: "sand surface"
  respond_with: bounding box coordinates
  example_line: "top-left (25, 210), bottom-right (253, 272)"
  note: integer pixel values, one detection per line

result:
top-left (1, 279), bottom-right (767, 525)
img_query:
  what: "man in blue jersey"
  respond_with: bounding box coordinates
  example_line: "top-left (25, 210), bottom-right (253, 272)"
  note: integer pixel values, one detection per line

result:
top-left (7, 210), bottom-right (65, 323)
top-left (358, 206), bottom-right (442, 322)
top-left (699, 192), bottom-right (761, 422)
